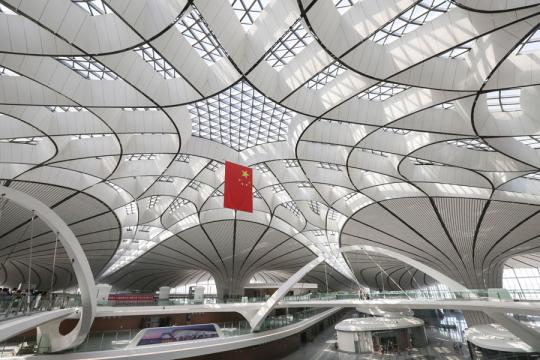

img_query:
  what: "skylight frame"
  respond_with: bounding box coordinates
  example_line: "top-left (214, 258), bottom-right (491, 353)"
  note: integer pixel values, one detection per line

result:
top-left (134, 43), bottom-right (179, 80)
top-left (382, 127), bottom-right (411, 135)
top-left (0, 66), bottom-right (19, 76)
top-left (283, 201), bottom-right (301, 217)
top-left (189, 81), bottom-right (294, 151)
top-left (486, 89), bottom-right (521, 113)
top-left (206, 160), bottom-right (221, 172)
top-left (230, 0), bottom-right (268, 27)
top-left (0, 4), bottom-right (16, 14)
top-left (265, 19), bottom-right (314, 69)
top-left (157, 175), bottom-right (175, 183)
top-left (318, 162), bottom-right (343, 171)
top-left (170, 198), bottom-right (190, 212)
top-left (517, 27), bottom-right (540, 55)
top-left (309, 200), bottom-right (321, 215)
top-left (106, 181), bottom-right (123, 193)
top-left (332, 0), bottom-right (358, 15)
top-left (514, 136), bottom-right (540, 150)
top-left (358, 82), bottom-right (410, 101)
top-left (283, 159), bottom-right (300, 168)
top-left (306, 61), bottom-right (347, 90)
top-left (439, 40), bottom-right (473, 59)
top-left (56, 56), bottom-right (118, 80)
top-left (125, 153), bottom-right (157, 161)
top-left (176, 154), bottom-right (190, 163)
top-left (176, 6), bottom-right (226, 64)
top-left (47, 106), bottom-right (87, 112)
top-left (148, 195), bottom-right (160, 208)
top-left (124, 202), bottom-right (137, 215)
top-left (0, 137), bottom-right (43, 145)
top-left (371, 0), bottom-right (454, 45)
top-left (72, 0), bottom-right (112, 16)
top-left (446, 139), bottom-right (495, 152)
top-left (271, 184), bottom-right (285, 193)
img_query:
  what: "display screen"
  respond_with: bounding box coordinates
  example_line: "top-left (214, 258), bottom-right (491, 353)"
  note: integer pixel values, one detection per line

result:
top-left (136, 324), bottom-right (219, 346)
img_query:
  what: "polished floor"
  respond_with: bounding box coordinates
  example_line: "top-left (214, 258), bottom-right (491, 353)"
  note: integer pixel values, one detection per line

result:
top-left (280, 312), bottom-right (470, 360)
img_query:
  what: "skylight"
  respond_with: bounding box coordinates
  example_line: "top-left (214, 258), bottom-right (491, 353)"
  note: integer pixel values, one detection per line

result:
top-left (306, 61), bottom-right (347, 90)
top-left (524, 172), bottom-right (540, 181)
top-left (0, 67), bottom-right (19, 76)
top-left (206, 160), bottom-right (221, 172)
top-left (106, 181), bottom-right (123, 192)
top-left (125, 153), bottom-right (156, 161)
top-left (434, 102), bottom-right (454, 109)
top-left (298, 182), bottom-right (313, 188)
top-left (309, 200), bottom-right (321, 215)
top-left (360, 148), bottom-right (389, 157)
top-left (271, 184), bottom-right (285, 193)
top-left (446, 139), bottom-right (495, 152)
top-left (148, 195), bottom-right (160, 208)
top-left (71, 134), bottom-right (112, 140)
top-left (283, 201), bottom-right (301, 216)
top-left (371, 0), bottom-right (453, 45)
top-left (47, 106), bottom-right (87, 112)
top-left (230, 0), bottom-right (268, 27)
top-left (170, 198), bottom-right (190, 212)
top-left (265, 19), bottom-right (313, 69)
top-left (256, 163), bottom-right (271, 174)
top-left (0, 4), bottom-right (16, 14)
top-left (358, 82), bottom-right (410, 101)
top-left (344, 192), bottom-right (359, 201)
top-left (253, 188), bottom-right (262, 198)
top-left (72, 0), bottom-right (112, 16)
top-left (122, 107), bottom-right (159, 112)
top-left (439, 40), bottom-right (473, 59)
top-left (410, 157), bottom-right (443, 166)
top-left (124, 202), bottom-right (137, 215)
top-left (187, 180), bottom-right (202, 190)
top-left (212, 189), bottom-right (224, 197)
top-left (284, 159), bottom-right (300, 167)
top-left (0, 137), bottom-right (43, 145)
top-left (333, 0), bottom-right (358, 15)
top-left (176, 154), bottom-right (190, 163)
top-left (134, 44), bottom-right (179, 79)
top-left (189, 81), bottom-right (294, 151)
top-left (157, 175), bottom-right (175, 182)
top-left (382, 127), bottom-right (410, 135)
top-left (176, 7), bottom-right (225, 64)
top-left (486, 89), bottom-right (521, 112)
top-left (517, 27), bottom-right (540, 55)
top-left (514, 136), bottom-right (540, 149)
top-left (318, 162), bottom-right (342, 171)
top-left (56, 56), bottom-right (118, 80)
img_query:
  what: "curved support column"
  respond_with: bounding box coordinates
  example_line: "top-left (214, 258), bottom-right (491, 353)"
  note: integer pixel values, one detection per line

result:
top-left (249, 257), bottom-right (324, 332)
top-left (0, 186), bottom-right (96, 352)
top-left (339, 245), bottom-right (468, 291)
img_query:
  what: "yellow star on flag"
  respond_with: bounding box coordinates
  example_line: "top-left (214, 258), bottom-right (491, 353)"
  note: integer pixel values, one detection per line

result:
top-left (241, 170), bottom-right (249, 178)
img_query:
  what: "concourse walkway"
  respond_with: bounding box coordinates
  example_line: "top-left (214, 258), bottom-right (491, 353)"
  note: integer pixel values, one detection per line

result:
top-left (280, 311), bottom-right (470, 360)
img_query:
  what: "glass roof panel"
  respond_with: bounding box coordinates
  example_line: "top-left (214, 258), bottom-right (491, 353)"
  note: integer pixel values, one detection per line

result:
top-left (189, 81), bottom-right (295, 151)
top-left (176, 6), bottom-right (225, 64)
top-left (56, 56), bottom-right (118, 80)
top-left (230, 0), bottom-right (269, 27)
top-left (306, 61), bottom-right (347, 90)
top-left (72, 0), bottom-right (112, 16)
top-left (265, 19), bottom-right (313, 69)
top-left (134, 43), bottom-right (179, 79)
top-left (371, 0), bottom-right (453, 45)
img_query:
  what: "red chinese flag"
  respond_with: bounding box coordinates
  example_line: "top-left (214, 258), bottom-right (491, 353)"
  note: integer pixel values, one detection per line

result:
top-left (224, 161), bottom-right (253, 212)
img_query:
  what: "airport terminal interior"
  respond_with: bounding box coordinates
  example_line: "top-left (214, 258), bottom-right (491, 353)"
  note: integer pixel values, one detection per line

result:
top-left (1, 0), bottom-right (540, 359)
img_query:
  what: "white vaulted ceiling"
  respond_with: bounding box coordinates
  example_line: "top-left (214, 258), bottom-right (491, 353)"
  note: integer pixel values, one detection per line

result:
top-left (0, 0), bottom-right (539, 292)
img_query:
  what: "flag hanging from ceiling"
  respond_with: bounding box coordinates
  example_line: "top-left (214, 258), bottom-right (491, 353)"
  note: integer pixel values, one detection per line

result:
top-left (224, 161), bottom-right (253, 213)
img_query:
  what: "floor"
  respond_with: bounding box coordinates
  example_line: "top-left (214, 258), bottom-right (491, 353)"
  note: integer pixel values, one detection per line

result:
top-left (280, 312), bottom-right (470, 360)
